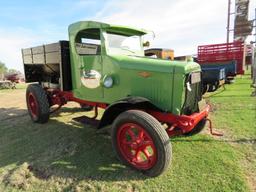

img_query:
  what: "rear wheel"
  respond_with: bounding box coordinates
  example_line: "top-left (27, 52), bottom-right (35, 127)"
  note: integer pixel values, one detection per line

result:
top-left (111, 110), bottom-right (172, 177)
top-left (26, 84), bottom-right (50, 123)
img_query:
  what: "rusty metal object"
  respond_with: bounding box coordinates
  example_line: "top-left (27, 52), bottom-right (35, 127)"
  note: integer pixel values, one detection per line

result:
top-left (145, 48), bottom-right (174, 60)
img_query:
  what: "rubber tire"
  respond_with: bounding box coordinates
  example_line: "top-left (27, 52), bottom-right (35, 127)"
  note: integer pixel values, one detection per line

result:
top-left (26, 84), bottom-right (50, 123)
top-left (184, 118), bottom-right (207, 136)
top-left (111, 110), bottom-right (172, 177)
top-left (202, 84), bottom-right (208, 95)
top-left (208, 81), bottom-right (219, 92)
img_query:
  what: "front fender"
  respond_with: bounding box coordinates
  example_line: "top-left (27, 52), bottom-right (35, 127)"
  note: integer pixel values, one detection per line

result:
top-left (98, 96), bottom-right (160, 129)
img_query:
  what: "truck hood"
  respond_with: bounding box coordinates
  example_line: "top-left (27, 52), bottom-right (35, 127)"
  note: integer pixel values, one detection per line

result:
top-left (108, 55), bottom-right (201, 74)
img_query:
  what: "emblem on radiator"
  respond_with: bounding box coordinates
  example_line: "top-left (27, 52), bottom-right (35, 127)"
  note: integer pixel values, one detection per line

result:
top-left (81, 70), bottom-right (101, 89)
top-left (138, 71), bottom-right (151, 78)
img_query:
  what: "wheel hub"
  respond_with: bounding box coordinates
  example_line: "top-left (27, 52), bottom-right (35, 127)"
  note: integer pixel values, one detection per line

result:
top-left (28, 93), bottom-right (38, 118)
top-left (117, 123), bottom-right (157, 170)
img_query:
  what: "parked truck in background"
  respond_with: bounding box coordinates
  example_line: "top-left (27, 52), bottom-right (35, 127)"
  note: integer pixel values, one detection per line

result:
top-left (22, 21), bottom-right (210, 177)
top-left (197, 42), bottom-right (244, 76)
top-left (145, 48), bottom-right (174, 60)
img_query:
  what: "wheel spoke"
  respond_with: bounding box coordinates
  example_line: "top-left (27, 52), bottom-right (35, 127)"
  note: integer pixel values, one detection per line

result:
top-left (28, 93), bottom-right (38, 117)
top-left (136, 150), bottom-right (141, 160)
top-left (141, 140), bottom-right (153, 148)
top-left (127, 129), bottom-right (136, 141)
top-left (131, 149), bottom-right (141, 163)
top-left (138, 130), bottom-right (144, 140)
top-left (142, 148), bottom-right (151, 160)
top-left (116, 120), bottom-right (160, 171)
top-left (122, 139), bottom-right (132, 146)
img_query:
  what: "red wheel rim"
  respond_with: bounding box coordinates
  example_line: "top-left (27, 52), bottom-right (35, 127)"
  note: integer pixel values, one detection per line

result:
top-left (28, 93), bottom-right (38, 118)
top-left (117, 123), bottom-right (157, 170)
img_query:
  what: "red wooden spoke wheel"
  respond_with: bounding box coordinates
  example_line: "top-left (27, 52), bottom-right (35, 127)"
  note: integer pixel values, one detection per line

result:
top-left (28, 93), bottom-right (38, 118)
top-left (112, 110), bottom-right (172, 177)
top-left (117, 123), bottom-right (157, 170)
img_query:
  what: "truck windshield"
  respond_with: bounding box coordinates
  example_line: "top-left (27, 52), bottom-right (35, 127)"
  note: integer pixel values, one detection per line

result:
top-left (106, 32), bottom-right (143, 56)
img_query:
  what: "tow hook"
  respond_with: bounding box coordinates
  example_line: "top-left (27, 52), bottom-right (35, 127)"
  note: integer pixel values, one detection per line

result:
top-left (205, 118), bottom-right (223, 136)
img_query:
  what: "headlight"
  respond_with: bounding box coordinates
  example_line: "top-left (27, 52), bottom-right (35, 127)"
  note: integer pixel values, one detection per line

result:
top-left (103, 76), bottom-right (113, 88)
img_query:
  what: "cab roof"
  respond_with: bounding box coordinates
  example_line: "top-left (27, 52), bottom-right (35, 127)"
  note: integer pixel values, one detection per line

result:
top-left (68, 21), bottom-right (148, 36)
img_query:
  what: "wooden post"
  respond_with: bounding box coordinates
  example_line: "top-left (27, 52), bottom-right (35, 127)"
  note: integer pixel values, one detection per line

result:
top-left (227, 0), bottom-right (231, 43)
top-left (251, 8), bottom-right (256, 96)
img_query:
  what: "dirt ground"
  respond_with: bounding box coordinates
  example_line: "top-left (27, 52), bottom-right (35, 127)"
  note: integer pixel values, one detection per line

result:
top-left (0, 88), bottom-right (27, 121)
top-left (0, 84), bottom-right (79, 122)
top-left (0, 80), bottom-right (255, 192)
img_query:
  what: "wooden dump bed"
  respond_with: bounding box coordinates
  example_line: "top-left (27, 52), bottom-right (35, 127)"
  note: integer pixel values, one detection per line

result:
top-left (22, 41), bottom-right (72, 91)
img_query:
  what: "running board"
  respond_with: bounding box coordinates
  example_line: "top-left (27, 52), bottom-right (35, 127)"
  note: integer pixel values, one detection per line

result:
top-left (72, 115), bottom-right (100, 128)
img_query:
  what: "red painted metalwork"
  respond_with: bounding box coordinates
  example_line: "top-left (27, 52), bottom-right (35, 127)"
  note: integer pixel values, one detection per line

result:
top-left (117, 122), bottom-right (157, 170)
top-left (46, 89), bottom-right (211, 137)
top-left (148, 105), bottom-right (211, 136)
top-left (28, 93), bottom-right (38, 118)
top-left (197, 42), bottom-right (245, 75)
top-left (91, 106), bottom-right (98, 119)
top-left (62, 91), bottom-right (107, 109)
top-left (46, 89), bottom-right (107, 109)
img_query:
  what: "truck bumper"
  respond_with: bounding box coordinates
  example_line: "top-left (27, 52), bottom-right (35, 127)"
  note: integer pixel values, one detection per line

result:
top-left (149, 104), bottom-right (210, 136)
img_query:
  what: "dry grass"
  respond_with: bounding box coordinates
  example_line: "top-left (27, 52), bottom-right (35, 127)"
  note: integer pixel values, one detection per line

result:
top-left (0, 77), bottom-right (255, 191)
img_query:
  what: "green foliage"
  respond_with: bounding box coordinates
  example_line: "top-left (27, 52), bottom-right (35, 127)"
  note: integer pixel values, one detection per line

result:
top-left (8, 69), bottom-right (21, 74)
top-left (0, 61), bottom-right (7, 74)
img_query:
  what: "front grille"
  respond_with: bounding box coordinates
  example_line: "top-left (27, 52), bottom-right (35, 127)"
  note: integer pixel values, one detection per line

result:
top-left (182, 73), bottom-right (202, 115)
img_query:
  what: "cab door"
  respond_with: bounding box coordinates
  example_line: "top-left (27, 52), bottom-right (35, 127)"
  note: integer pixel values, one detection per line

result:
top-left (73, 28), bottom-right (103, 101)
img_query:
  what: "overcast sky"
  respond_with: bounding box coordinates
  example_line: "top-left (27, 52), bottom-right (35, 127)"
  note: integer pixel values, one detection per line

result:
top-left (0, 0), bottom-right (255, 72)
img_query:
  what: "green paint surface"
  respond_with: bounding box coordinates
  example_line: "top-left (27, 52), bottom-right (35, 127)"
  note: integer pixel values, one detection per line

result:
top-left (69, 21), bottom-right (201, 114)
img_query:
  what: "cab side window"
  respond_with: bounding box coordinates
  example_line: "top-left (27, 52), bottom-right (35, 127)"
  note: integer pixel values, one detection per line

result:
top-left (75, 28), bottom-right (101, 55)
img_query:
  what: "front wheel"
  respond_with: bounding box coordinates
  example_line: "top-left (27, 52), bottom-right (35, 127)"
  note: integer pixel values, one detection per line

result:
top-left (111, 110), bottom-right (172, 177)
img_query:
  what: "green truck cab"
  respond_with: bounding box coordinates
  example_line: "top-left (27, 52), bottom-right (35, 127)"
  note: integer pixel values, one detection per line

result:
top-left (22, 21), bottom-right (210, 177)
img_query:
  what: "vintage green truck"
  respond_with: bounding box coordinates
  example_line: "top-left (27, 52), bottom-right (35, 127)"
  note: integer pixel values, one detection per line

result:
top-left (22, 21), bottom-right (210, 177)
